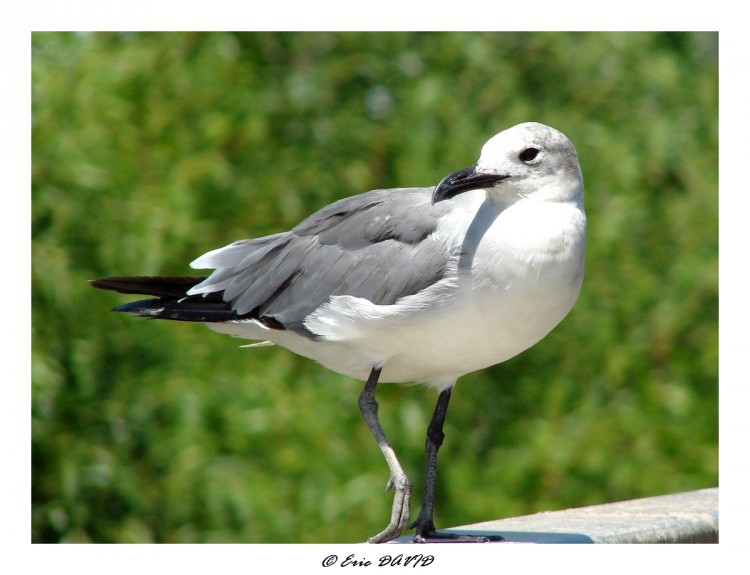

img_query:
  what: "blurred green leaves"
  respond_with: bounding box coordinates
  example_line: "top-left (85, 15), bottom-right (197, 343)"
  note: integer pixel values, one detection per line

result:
top-left (32, 32), bottom-right (717, 543)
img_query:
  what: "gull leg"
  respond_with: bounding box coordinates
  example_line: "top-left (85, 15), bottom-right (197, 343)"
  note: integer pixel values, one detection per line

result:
top-left (358, 367), bottom-right (412, 543)
top-left (411, 387), bottom-right (504, 543)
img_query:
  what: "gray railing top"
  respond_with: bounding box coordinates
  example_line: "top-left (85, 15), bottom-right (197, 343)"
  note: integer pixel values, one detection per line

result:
top-left (394, 487), bottom-right (718, 543)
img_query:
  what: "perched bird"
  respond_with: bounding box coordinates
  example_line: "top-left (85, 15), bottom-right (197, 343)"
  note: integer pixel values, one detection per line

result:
top-left (91, 122), bottom-right (586, 543)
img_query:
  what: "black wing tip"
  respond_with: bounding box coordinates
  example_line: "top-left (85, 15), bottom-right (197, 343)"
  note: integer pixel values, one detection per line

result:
top-left (91, 277), bottom-right (299, 333)
top-left (101, 290), bottom-right (258, 325)
top-left (89, 277), bottom-right (110, 289)
top-left (111, 298), bottom-right (163, 315)
top-left (89, 275), bottom-right (207, 297)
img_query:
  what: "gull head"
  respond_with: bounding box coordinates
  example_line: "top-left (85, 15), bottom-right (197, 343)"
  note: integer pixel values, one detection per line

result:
top-left (432, 122), bottom-right (583, 204)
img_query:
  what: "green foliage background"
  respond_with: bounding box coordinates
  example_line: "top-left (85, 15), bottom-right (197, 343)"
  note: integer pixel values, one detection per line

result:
top-left (32, 32), bottom-right (718, 543)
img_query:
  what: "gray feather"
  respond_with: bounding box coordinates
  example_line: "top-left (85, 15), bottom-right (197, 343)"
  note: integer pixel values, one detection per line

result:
top-left (190, 187), bottom-right (452, 335)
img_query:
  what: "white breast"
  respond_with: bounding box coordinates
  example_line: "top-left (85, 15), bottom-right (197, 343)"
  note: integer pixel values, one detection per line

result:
top-left (290, 193), bottom-right (586, 388)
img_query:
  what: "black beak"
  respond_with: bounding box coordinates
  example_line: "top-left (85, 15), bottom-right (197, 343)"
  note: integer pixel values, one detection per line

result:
top-left (432, 164), bottom-right (510, 204)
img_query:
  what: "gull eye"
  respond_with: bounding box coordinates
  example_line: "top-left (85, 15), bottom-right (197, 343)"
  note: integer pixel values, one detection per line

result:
top-left (519, 147), bottom-right (540, 162)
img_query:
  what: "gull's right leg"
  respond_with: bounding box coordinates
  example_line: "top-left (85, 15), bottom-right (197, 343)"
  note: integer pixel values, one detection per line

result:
top-left (358, 367), bottom-right (412, 543)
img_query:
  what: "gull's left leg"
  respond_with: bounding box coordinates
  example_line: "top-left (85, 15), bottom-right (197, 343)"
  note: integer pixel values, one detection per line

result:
top-left (411, 387), bottom-right (504, 543)
top-left (358, 367), bottom-right (412, 543)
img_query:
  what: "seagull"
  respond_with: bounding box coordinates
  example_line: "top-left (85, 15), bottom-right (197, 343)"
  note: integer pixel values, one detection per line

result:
top-left (91, 122), bottom-right (586, 543)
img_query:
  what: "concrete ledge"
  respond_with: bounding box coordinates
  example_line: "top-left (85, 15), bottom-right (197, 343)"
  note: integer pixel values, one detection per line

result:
top-left (395, 488), bottom-right (718, 543)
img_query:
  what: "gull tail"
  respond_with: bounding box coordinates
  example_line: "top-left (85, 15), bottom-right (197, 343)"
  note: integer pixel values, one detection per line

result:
top-left (89, 275), bottom-right (241, 323)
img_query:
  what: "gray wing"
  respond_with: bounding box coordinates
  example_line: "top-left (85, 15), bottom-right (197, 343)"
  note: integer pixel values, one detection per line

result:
top-left (189, 187), bottom-right (453, 335)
